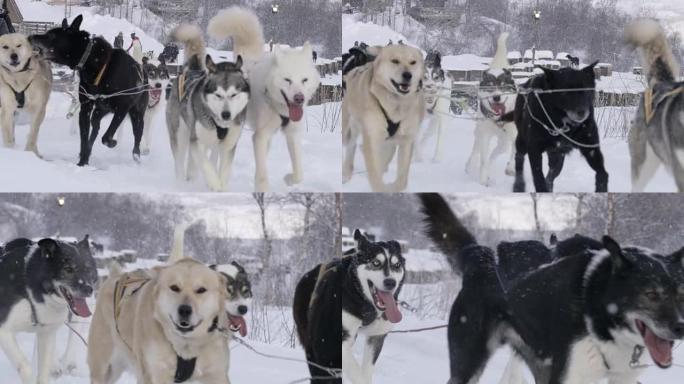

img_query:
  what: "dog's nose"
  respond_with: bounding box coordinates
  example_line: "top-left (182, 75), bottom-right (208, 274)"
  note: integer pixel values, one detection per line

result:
top-left (10, 53), bottom-right (17, 61)
top-left (238, 305), bottom-right (248, 315)
top-left (83, 285), bottom-right (93, 296)
top-left (293, 93), bottom-right (305, 105)
top-left (383, 278), bottom-right (397, 290)
top-left (402, 72), bottom-right (412, 81)
top-left (674, 322), bottom-right (684, 338)
top-left (221, 111), bottom-right (231, 120)
top-left (178, 304), bottom-right (192, 319)
top-left (492, 95), bottom-right (501, 102)
top-left (155, 83), bottom-right (162, 88)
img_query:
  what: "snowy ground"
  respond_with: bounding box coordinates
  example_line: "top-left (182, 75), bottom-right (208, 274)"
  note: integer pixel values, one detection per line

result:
top-left (341, 110), bottom-right (677, 193)
top-left (0, 93), bottom-right (340, 192)
top-left (354, 283), bottom-right (684, 384)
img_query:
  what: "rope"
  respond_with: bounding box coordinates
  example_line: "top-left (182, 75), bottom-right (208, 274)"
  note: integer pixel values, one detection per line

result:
top-left (388, 324), bottom-right (448, 334)
top-left (63, 321), bottom-right (88, 347)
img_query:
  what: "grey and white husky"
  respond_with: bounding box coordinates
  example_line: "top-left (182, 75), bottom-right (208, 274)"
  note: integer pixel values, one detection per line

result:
top-left (626, 19), bottom-right (684, 192)
top-left (166, 24), bottom-right (250, 191)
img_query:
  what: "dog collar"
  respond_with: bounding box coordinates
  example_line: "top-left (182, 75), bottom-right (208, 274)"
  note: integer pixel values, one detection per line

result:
top-left (76, 38), bottom-right (95, 71)
top-left (174, 356), bottom-right (197, 383)
top-left (17, 58), bottom-right (31, 72)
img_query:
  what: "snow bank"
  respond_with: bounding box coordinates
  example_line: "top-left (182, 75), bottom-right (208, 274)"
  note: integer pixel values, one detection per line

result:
top-left (342, 13), bottom-right (414, 51)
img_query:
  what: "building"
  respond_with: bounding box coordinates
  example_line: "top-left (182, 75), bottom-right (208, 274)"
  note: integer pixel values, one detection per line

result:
top-left (508, 51), bottom-right (522, 65)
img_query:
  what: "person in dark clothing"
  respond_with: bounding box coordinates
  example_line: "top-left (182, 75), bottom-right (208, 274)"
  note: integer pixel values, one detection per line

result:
top-left (0, 0), bottom-right (15, 35)
top-left (113, 32), bottom-right (124, 49)
top-left (312, 50), bottom-right (317, 63)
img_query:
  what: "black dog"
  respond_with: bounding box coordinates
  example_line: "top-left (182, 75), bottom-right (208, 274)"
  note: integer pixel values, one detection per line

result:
top-left (293, 261), bottom-right (342, 383)
top-left (29, 15), bottom-right (149, 166)
top-left (513, 62), bottom-right (609, 192)
top-left (419, 194), bottom-right (684, 384)
top-left (566, 54), bottom-right (580, 68)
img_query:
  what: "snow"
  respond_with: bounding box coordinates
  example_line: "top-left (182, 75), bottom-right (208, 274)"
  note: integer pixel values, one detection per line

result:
top-left (524, 49), bottom-right (554, 60)
top-left (404, 249), bottom-right (450, 273)
top-left (508, 51), bottom-right (522, 59)
top-left (441, 54), bottom-right (489, 71)
top-left (342, 14), bottom-right (415, 51)
top-left (15, 0), bottom-right (93, 22)
top-left (0, 93), bottom-right (340, 192)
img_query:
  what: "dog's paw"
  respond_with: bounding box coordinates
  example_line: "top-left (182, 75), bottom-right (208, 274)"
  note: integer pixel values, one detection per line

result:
top-left (102, 137), bottom-right (117, 148)
top-left (140, 147), bottom-right (150, 156)
top-left (505, 167), bottom-right (515, 177)
top-left (284, 173), bottom-right (302, 186)
top-left (132, 152), bottom-right (141, 164)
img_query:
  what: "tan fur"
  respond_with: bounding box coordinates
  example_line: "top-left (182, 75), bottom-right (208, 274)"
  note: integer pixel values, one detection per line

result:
top-left (342, 44), bottom-right (426, 192)
top-left (625, 19), bottom-right (680, 85)
top-left (88, 259), bottom-right (230, 384)
top-left (172, 24), bottom-right (206, 66)
top-left (0, 33), bottom-right (52, 157)
top-left (208, 7), bottom-right (265, 63)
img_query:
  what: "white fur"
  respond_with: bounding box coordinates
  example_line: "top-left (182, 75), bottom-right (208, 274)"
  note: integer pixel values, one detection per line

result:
top-left (489, 32), bottom-right (510, 70)
top-left (416, 67), bottom-right (452, 163)
top-left (466, 119), bottom-right (516, 186)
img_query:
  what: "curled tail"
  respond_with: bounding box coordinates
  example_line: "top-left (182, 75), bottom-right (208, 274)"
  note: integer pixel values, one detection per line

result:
top-left (208, 6), bottom-right (265, 62)
top-left (418, 193), bottom-right (478, 275)
top-left (172, 24), bottom-right (205, 68)
top-left (168, 223), bottom-right (187, 263)
top-left (625, 19), bottom-right (679, 85)
top-left (108, 261), bottom-right (124, 278)
top-left (489, 32), bottom-right (510, 70)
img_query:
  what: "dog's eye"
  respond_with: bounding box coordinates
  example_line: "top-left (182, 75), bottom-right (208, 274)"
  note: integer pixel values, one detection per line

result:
top-left (302, 78), bottom-right (308, 83)
top-left (16, 44), bottom-right (21, 48)
top-left (372, 260), bottom-right (382, 267)
top-left (227, 286), bottom-right (234, 294)
top-left (170, 285), bottom-right (181, 293)
top-left (2, 46), bottom-right (7, 50)
top-left (391, 59), bottom-right (399, 64)
top-left (410, 60), bottom-right (416, 65)
top-left (284, 78), bottom-right (292, 84)
top-left (645, 291), bottom-right (660, 301)
top-left (196, 287), bottom-right (207, 294)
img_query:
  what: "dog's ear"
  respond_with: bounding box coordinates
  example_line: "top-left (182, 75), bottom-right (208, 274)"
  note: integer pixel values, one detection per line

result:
top-left (387, 240), bottom-right (403, 256)
top-left (602, 235), bottom-right (630, 272)
top-left (231, 260), bottom-right (246, 273)
top-left (537, 65), bottom-right (555, 81)
top-left (583, 60), bottom-right (599, 73)
top-left (61, 18), bottom-right (69, 29)
top-left (301, 41), bottom-right (312, 56)
top-left (38, 238), bottom-right (59, 258)
top-left (549, 233), bottom-right (558, 246)
top-left (234, 55), bottom-right (243, 70)
top-left (353, 229), bottom-right (369, 248)
top-left (205, 54), bottom-right (217, 73)
top-left (70, 15), bottom-right (83, 31)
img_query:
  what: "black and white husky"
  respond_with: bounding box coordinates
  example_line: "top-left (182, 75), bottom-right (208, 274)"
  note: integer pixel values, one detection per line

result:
top-left (415, 50), bottom-right (452, 163)
top-left (466, 33), bottom-right (517, 186)
top-left (419, 194), bottom-right (684, 384)
top-left (341, 230), bottom-right (406, 384)
top-left (166, 24), bottom-right (250, 191)
top-left (626, 19), bottom-right (684, 192)
top-left (0, 236), bottom-right (97, 384)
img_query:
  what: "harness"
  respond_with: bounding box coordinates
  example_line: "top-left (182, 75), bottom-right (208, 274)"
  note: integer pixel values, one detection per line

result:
top-left (372, 96), bottom-right (400, 138)
top-left (0, 59), bottom-right (34, 109)
top-left (643, 83), bottom-right (684, 124)
top-left (77, 38), bottom-right (111, 87)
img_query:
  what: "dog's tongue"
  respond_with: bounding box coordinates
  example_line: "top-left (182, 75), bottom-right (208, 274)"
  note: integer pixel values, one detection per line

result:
top-left (71, 297), bottom-right (92, 317)
top-left (229, 314), bottom-right (247, 337)
top-left (642, 325), bottom-right (673, 367)
top-left (491, 102), bottom-right (505, 116)
top-left (288, 103), bottom-right (304, 122)
top-left (376, 291), bottom-right (402, 323)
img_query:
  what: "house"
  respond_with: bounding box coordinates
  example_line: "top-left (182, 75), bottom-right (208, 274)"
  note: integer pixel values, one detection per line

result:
top-left (556, 52), bottom-right (570, 67)
top-left (595, 63), bottom-right (613, 78)
top-left (523, 49), bottom-right (554, 63)
top-left (508, 51), bottom-right (522, 65)
top-left (441, 54), bottom-right (489, 82)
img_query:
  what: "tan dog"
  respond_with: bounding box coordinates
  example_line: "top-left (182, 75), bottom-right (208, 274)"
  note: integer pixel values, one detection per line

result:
top-left (0, 33), bottom-right (52, 157)
top-left (87, 259), bottom-right (230, 384)
top-left (342, 44), bottom-right (425, 192)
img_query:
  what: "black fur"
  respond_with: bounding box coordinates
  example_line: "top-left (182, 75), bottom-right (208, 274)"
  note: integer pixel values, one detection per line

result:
top-left (293, 262), bottom-right (342, 383)
top-left (0, 236), bottom-right (97, 326)
top-left (512, 63), bottom-right (609, 192)
top-left (29, 15), bottom-right (149, 166)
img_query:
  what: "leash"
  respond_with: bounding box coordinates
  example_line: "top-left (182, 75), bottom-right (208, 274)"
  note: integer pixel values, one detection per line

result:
top-left (64, 321), bottom-right (88, 347)
top-left (388, 324), bottom-right (448, 334)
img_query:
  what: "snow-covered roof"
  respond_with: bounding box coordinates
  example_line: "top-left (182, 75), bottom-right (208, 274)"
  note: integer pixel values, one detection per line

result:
top-left (556, 52), bottom-right (569, 60)
top-left (441, 54), bottom-right (488, 71)
top-left (512, 61), bottom-right (533, 69)
top-left (507, 51), bottom-right (522, 59)
top-left (524, 49), bottom-right (554, 60)
top-left (536, 59), bottom-right (561, 67)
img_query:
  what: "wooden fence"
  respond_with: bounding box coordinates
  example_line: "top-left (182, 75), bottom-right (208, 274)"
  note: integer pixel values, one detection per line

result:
top-left (13, 21), bottom-right (59, 35)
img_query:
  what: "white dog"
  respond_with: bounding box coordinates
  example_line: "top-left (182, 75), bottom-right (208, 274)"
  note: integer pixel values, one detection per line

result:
top-left (208, 7), bottom-right (321, 192)
top-left (465, 32), bottom-right (517, 186)
top-left (415, 51), bottom-right (452, 163)
top-left (0, 33), bottom-right (52, 157)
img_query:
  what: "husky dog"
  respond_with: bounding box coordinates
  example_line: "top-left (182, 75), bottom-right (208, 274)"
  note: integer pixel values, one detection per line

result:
top-left (0, 236), bottom-right (97, 384)
top-left (117, 56), bottom-right (170, 155)
top-left (415, 50), bottom-right (452, 163)
top-left (419, 193), bottom-right (684, 384)
top-left (293, 260), bottom-right (342, 383)
top-left (512, 60), bottom-right (607, 192)
top-left (0, 33), bottom-right (52, 157)
top-left (343, 43), bottom-right (425, 192)
top-left (566, 54), bottom-right (580, 68)
top-left (30, 15), bottom-right (149, 166)
top-left (341, 230), bottom-right (405, 384)
top-left (166, 24), bottom-right (250, 191)
top-left (208, 7), bottom-right (321, 192)
top-left (465, 33), bottom-right (517, 186)
top-left (626, 19), bottom-right (684, 192)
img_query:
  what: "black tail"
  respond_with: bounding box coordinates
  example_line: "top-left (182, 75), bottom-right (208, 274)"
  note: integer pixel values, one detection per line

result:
top-left (418, 193), bottom-right (477, 274)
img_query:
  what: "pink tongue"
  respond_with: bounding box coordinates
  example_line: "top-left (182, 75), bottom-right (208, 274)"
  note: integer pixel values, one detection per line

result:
top-left (288, 104), bottom-right (304, 122)
top-left (491, 103), bottom-right (505, 116)
top-left (229, 315), bottom-right (247, 337)
top-left (71, 297), bottom-right (92, 317)
top-left (643, 326), bottom-right (673, 366)
top-left (376, 290), bottom-right (402, 323)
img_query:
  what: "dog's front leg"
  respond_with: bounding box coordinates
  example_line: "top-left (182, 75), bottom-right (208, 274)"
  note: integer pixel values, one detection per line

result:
top-left (360, 335), bottom-right (386, 384)
top-left (77, 102), bottom-right (94, 166)
top-left (544, 150), bottom-right (566, 192)
top-left (100, 111), bottom-right (127, 149)
top-left (361, 129), bottom-right (389, 192)
top-left (0, 331), bottom-right (32, 383)
top-left (189, 139), bottom-right (222, 191)
top-left (283, 123), bottom-right (303, 186)
top-left (527, 150), bottom-right (548, 192)
top-left (253, 131), bottom-right (272, 192)
top-left (342, 338), bottom-right (367, 384)
top-left (26, 104), bottom-right (47, 157)
top-left (128, 107), bottom-right (145, 162)
top-left (579, 146), bottom-right (609, 192)
top-left (36, 327), bottom-right (58, 384)
top-left (342, 138), bottom-right (357, 184)
top-left (390, 139), bottom-right (413, 192)
top-left (218, 144), bottom-right (238, 190)
top-left (1, 104), bottom-right (16, 148)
